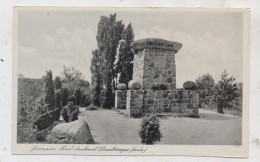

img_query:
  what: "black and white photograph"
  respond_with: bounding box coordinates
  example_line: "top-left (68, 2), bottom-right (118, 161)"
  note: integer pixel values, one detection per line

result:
top-left (12, 7), bottom-right (249, 156)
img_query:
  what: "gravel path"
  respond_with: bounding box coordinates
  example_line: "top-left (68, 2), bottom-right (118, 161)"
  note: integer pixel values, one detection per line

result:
top-left (79, 108), bottom-right (242, 145)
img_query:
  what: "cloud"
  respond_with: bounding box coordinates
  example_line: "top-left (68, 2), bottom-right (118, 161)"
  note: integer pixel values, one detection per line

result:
top-left (136, 26), bottom-right (242, 87)
top-left (18, 23), bottom-right (242, 88)
top-left (18, 27), bottom-right (97, 80)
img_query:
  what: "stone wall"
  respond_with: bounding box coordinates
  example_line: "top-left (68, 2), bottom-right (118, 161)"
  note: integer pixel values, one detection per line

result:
top-left (142, 90), bottom-right (182, 113)
top-left (115, 90), bottom-right (127, 110)
top-left (123, 89), bottom-right (199, 116)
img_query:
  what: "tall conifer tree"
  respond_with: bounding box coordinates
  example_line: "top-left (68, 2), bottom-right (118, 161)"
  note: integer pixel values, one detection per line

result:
top-left (93, 13), bottom-right (124, 108)
top-left (44, 70), bottom-right (55, 112)
top-left (115, 23), bottom-right (134, 86)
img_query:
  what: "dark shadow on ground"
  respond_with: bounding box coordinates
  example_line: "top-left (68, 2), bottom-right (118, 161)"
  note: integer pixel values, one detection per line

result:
top-left (199, 109), bottom-right (240, 120)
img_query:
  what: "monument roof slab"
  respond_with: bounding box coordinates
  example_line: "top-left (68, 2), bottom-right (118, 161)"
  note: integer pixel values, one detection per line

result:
top-left (131, 38), bottom-right (182, 53)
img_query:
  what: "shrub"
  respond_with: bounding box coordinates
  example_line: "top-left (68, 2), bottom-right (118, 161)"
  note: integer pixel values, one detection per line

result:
top-left (34, 109), bottom-right (54, 130)
top-left (68, 95), bottom-right (76, 105)
top-left (139, 115), bottom-right (162, 145)
top-left (61, 102), bottom-right (79, 122)
top-left (80, 94), bottom-right (91, 107)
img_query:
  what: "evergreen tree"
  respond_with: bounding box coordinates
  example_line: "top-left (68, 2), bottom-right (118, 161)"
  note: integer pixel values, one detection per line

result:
top-left (90, 49), bottom-right (102, 106)
top-left (54, 90), bottom-right (62, 120)
top-left (61, 88), bottom-right (69, 106)
top-left (115, 23), bottom-right (135, 87)
top-left (74, 88), bottom-right (82, 106)
top-left (213, 70), bottom-right (239, 114)
top-left (54, 76), bottom-right (62, 90)
top-left (95, 13), bottom-right (124, 108)
top-left (44, 70), bottom-right (55, 113)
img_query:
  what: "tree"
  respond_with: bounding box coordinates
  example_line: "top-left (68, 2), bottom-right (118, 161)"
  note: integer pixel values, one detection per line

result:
top-left (74, 88), bottom-right (82, 106)
top-left (61, 66), bottom-right (83, 82)
top-left (90, 49), bottom-right (102, 106)
top-left (54, 90), bottom-right (62, 120)
top-left (44, 70), bottom-right (55, 114)
top-left (54, 76), bottom-right (62, 90)
top-left (115, 23), bottom-right (135, 87)
top-left (61, 88), bottom-right (69, 106)
top-left (195, 73), bottom-right (215, 105)
top-left (213, 70), bottom-right (239, 114)
top-left (94, 13), bottom-right (125, 108)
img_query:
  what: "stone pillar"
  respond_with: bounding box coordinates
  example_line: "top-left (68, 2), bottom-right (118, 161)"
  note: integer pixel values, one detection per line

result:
top-left (181, 81), bottom-right (200, 117)
top-left (131, 38), bottom-right (182, 90)
top-left (115, 90), bottom-right (127, 110)
top-left (126, 90), bottom-right (143, 116)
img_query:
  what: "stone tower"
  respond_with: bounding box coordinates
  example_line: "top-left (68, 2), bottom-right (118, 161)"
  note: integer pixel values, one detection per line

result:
top-left (131, 38), bottom-right (182, 90)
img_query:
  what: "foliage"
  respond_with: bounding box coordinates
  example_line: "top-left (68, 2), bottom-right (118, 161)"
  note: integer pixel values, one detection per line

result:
top-left (74, 88), bottom-right (82, 106)
top-left (92, 13), bottom-right (125, 108)
top-left (68, 95), bottom-right (76, 105)
top-left (195, 73), bottom-right (215, 105)
top-left (80, 94), bottom-right (91, 107)
top-left (54, 90), bottom-right (62, 121)
top-left (54, 76), bottom-right (62, 90)
top-left (18, 78), bottom-right (45, 99)
top-left (61, 66), bottom-right (83, 83)
top-left (61, 88), bottom-right (69, 106)
top-left (212, 70), bottom-right (239, 114)
top-left (61, 102), bottom-right (79, 122)
top-left (62, 76), bottom-right (91, 106)
top-left (17, 89), bottom-right (56, 143)
top-left (91, 49), bottom-right (102, 106)
top-left (139, 115), bottom-right (162, 145)
top-left (44, 70), bottom-right (56, 118)
top-left (17, 96), bottom-right (39, 143)
top-left (115, 23), bottom-right (135, 86)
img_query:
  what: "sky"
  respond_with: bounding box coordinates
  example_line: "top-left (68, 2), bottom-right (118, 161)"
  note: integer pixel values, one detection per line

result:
top-left (17, 8), bottom-right (243, 88)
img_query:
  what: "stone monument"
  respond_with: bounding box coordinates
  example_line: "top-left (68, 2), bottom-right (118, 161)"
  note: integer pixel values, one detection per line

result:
top-left (115, 38), bottom-right (199, 117)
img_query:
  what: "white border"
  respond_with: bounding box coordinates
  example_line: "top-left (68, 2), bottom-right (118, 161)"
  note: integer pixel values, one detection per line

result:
top-left (11, 7), bottom-right (249, 157)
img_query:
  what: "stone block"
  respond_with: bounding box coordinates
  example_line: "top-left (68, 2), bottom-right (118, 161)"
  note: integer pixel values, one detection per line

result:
top-left (183, 81), bottom-right (196, 90)
top-left (163, 108), bottom-right (172, 112)
top-left (128, 80), bottom-right (142, 90)
top-left (117, 83), bottom-right (127, 90)
top-left (162, 93), bottom-right (168, 98)
top-left (117, 92), bottom-right (122, 97)
top-left (169, 83), bottom-right (176, 90)
top-left (186, 103), bottom-right (193, 109)
top-left (192, 109), bottom-right (199, 115)
top-left (148, 99), bottom-right (154, 104)
top-left (163, 99), bottom-right (169, 105)
top-left (48, 120), bottom-right (94, 144)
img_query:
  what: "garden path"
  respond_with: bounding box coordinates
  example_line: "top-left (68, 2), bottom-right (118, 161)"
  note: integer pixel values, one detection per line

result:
top-left (79, 108), bottom-right (242, 145)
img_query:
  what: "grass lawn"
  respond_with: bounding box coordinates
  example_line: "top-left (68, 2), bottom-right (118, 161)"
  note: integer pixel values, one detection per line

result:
top-left (78, 108), bottom-right (242, 145)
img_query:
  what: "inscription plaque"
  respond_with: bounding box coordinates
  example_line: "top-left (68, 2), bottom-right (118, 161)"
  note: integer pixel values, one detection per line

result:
top-left (154, 53), bottom-right (166, 68)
